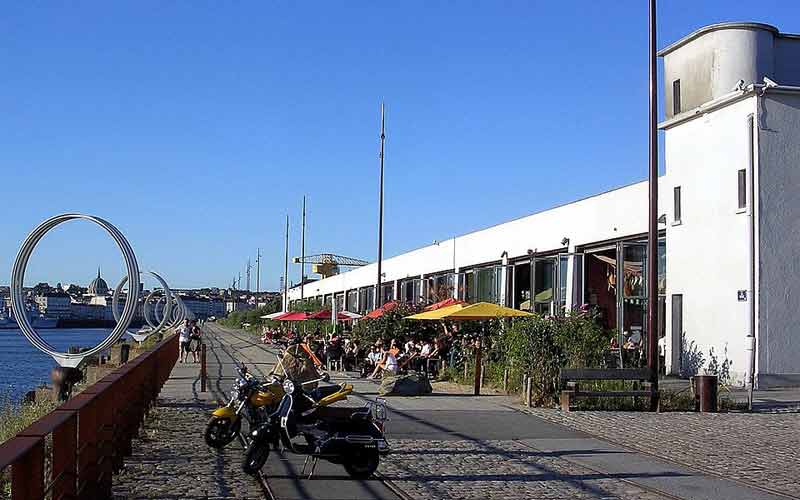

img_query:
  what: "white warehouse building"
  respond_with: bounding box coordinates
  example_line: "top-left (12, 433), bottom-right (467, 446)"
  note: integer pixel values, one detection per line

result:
top-left (285, 23), bottom-right (800, 389)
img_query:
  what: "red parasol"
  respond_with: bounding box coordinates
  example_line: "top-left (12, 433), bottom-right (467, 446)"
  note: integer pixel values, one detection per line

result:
top-left (306, 310), bottom-right (359, 321)
top-left (424, 298), bottom-right (464, 311)
top-left (365, 300), bottom-right (399, 319)
top-left (275, 311), bottom-right (309, 321)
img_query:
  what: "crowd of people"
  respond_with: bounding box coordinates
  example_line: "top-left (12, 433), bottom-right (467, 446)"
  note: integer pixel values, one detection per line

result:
top-left (260, 323), bottom-right (461, 380)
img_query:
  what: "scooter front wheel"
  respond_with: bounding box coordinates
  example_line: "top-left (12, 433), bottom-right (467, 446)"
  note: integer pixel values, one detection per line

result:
top-left (242, 441), bottom-right (270, 476)
top-left (343, 450), bottom-right (380, 479)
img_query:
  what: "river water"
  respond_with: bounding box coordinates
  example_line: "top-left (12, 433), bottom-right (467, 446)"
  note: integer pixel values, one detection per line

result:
top-left (0, 328), bottom-right (113, 402)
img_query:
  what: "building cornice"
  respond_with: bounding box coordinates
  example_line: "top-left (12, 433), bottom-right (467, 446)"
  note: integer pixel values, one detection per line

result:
top-left (658, 22), bottom-right (780, 57)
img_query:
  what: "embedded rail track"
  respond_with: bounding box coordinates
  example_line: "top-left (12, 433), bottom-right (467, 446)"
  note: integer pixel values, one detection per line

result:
top-left (202, 324), bottom-right (405, 500)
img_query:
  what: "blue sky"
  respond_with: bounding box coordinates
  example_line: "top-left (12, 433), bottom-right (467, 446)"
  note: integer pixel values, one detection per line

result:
top-left (2, 1), bottom-right (798, 290)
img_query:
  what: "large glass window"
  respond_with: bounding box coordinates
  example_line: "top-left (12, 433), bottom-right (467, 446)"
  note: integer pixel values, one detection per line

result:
top-left (346, 290), bottom-right (358, 312)
top-left (334, 293), bottom-right (344, 313)
top-left (533, 258), bottom-right (556, 314)
top-left (513, 261), bottom-right (531, 310)
top-left (458, 271), bottom-right (474, 302)
top-left (381, 283), bottom-right (394, 304)
top-left (400, 279), bottom-right (422, 304)
top-left (475, 266), bottom-right (502, 304)
top-left (426, 273), bottom-right (455, 303)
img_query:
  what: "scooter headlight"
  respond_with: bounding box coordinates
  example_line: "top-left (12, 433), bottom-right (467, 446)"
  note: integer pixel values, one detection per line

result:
top-left (283, 379), bottom-right (295, 395)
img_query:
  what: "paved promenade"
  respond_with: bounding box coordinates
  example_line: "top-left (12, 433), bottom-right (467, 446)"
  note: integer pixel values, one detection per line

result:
top-left (113, 325), bottom-right (797, 500)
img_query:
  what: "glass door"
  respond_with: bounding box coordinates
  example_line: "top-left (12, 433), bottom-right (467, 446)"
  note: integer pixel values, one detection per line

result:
top-left (532, 257), bottom-right (556, 315)
top-left (616, 241), bottom-right (647, 368)
top-left (555, 253), bottom-right (584, 313)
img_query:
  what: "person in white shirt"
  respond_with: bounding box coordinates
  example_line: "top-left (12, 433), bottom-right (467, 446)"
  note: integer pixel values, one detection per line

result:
top-left (178, 319), bottom-right (192, 363)
top-left (369, 343), bottom-right (398, 379)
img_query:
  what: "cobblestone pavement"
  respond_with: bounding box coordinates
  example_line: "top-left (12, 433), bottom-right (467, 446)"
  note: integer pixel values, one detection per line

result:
top-left (380, 439), bottom-right (669, 500)
top-left (523, 408), bottom-right (800, 498)
top-left (113, 397), bottom-right (264, 500)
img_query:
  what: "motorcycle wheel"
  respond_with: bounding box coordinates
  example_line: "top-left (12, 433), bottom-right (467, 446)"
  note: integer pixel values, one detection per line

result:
top-left (242, 440), bottom-right (270, 475)
top-left (343, 450), bottom-right (380, 479)
top-left (204, 417), bottom-right (240, 449)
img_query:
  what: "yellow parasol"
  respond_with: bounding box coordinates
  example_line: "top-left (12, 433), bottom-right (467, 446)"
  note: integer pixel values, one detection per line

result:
top-left (404, 303), bottom-right (465, 320)
top-left (404, 302), bottom-right (532, 396)
top-left (441, 302), bottom-right (533, 320)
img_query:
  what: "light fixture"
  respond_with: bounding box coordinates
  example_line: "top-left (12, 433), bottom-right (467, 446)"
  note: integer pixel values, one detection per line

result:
top-left (561, 237), bottom-right (570, 247)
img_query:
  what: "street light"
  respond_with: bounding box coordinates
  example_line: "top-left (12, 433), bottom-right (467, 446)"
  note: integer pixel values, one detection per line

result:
top-left (646, 0), bottom-right (660, 410)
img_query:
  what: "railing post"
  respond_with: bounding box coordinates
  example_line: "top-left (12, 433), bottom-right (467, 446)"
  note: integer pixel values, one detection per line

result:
top-left (73, 395), bottom-right (98, 499)
top-left (52, 412), bottom-right (78, 500)
top-left (11, 438), bottom-right (44, 500)
top-left (200, 343), bottom-right (207, 393)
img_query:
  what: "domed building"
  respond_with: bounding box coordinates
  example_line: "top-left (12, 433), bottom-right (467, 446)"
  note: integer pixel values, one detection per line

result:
top-left (88, 267), bottom-right (109, 296)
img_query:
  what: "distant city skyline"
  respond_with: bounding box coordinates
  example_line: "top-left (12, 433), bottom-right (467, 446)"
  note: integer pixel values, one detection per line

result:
top-left (2, 2), bottom-right (799, 289)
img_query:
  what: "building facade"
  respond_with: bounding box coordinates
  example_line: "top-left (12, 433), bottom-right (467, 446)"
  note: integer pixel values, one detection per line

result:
top-left (284, 23), bottom-right (800, 388)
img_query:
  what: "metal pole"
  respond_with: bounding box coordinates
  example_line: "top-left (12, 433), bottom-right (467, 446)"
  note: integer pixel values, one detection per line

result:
top-left (376, 102), bottom-right (386, 307)
top-left (246, 258), bottom-right (251, 291)
top-left (200, 343), bottom-right (207, 392)
top-left (646, 0), bottom-right (660, 410)
top-left (256, 247), bottom-right (261, 294)
top-left (284, 215), bottom-right (290, 311)
top-left (301, 195), bottom-right (306, 301)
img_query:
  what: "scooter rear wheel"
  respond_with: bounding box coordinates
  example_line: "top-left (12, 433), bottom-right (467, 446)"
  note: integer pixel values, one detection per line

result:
top-left (343, 450), bottom-right (380, 479)
top-left (242, 440), bottom-right (270, 476)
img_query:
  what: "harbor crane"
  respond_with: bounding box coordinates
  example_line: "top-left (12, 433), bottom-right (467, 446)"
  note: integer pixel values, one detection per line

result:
top-left (292, 253), bottom-right (369, 278)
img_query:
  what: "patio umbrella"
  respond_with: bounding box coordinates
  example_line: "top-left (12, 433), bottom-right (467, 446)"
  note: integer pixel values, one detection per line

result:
top-left (261, 311), bottom-right (288, 320)
top-left (439, 302), bottom-right (533, 320)
top-left (404, 303), bottom-right (465, 320)
top-left (276, 311), bottom-right (309, 321)
top-left (365, 300), bottom-right (399, 319)
top-left (405, 302), bottom-right (532, 395)
top-left (306, 310), bottom-right (362, 321)
top-left (423, 298), bottom-right (463, 311)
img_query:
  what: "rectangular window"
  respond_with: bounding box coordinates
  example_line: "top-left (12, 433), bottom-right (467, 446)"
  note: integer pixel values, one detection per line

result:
top-left (673, 186), bottom-right (682, 222)
top-left (672, 79), bottom-right (681, 115)
top-left (738, 169), bottom-right (747, 209)
top-left (672, 294), bottom-right (684, 372)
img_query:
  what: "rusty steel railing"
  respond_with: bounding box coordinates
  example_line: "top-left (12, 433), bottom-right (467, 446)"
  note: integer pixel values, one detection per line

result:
top-left (0, 334), bottom-right (178, 500)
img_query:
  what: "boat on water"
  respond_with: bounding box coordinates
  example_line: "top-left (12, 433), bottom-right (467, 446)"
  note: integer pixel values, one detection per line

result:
top-left (0, 308), bottom-right (59, 329)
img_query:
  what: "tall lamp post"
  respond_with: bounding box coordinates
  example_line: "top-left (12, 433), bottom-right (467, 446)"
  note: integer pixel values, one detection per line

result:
top-left (284, 215), bottom-right (290, 312)
top-left (646, 0), bottom-right (660, 410)
top-left (300, 195), bottom-right (306, 302)
top-left (376, 102), bottom-right (386, 308)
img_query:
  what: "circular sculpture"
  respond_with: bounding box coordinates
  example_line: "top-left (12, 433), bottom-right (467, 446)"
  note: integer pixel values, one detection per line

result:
top-left (168, 295), bottom-right (188, 328)
top-left (113, 271), bottom-right (173, 337)
top-left (11, 214), bottom-right (140, 367)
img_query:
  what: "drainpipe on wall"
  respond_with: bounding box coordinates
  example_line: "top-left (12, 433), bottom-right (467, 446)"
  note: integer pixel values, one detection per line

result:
top-left (746, 112), bottom-right (757, 410)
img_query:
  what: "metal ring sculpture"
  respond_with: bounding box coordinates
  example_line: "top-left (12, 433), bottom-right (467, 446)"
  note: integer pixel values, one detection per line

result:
top-left (11, 214), bottom-right (140, 367)
top-left (112, 271), bottom-right (173, 338)
top-left (168, 295), bottom-right (188, 328)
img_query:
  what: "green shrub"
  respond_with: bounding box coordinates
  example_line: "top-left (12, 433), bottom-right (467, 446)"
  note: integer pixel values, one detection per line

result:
top-left (496, 309), bottom-right (613, 406)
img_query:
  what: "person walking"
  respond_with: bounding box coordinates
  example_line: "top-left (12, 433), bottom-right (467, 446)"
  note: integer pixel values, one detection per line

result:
top-left (178, 319), bottom-right (192, 363)
top-left (190, 320), bottom-right (202, 363)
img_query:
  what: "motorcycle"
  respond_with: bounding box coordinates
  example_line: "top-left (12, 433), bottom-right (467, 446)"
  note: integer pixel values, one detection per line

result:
top-left (242, 375), bottom-right (390, 479)
top-left (205, 364), bottom-right (284, 449)
top-left (206, 360), bottom-right (354, 449)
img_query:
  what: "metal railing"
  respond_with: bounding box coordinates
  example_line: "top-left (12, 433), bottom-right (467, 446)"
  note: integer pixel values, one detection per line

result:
top-left (0, 334), bottom-right (178, 500)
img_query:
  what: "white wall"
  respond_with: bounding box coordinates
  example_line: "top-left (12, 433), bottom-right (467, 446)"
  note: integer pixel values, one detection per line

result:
top-left (756, 91), bottom-right (800, 387)
top-left (663, 97), bottom-right (755, 383)
top-left (290, 180), bottom-right (669, 302)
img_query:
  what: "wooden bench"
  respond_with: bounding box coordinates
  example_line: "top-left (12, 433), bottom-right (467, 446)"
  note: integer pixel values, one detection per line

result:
top-left (559, 368), bottom-right (655, 412)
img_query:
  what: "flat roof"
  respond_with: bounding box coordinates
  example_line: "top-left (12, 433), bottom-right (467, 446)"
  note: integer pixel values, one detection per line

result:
top-left (658, 22), bottom-right (781, 57)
